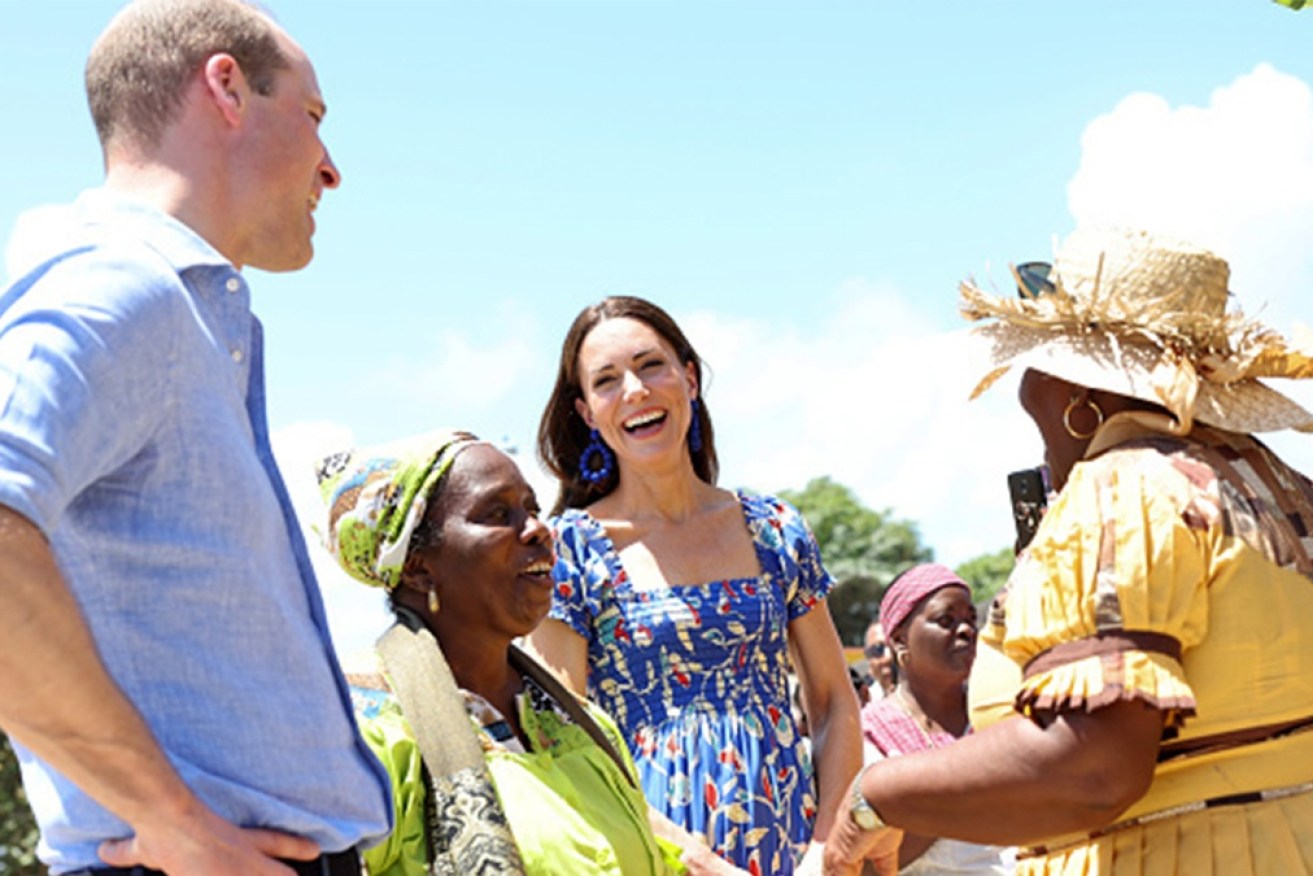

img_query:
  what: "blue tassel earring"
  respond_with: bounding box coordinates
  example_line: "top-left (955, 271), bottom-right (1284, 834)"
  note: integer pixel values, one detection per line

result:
top-left (688, 398), bottom-right (703, 453)
top-left (579, 429), bottom-right (615, 484)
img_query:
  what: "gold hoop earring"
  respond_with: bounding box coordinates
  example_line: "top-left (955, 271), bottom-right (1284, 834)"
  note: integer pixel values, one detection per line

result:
top-left (1063, 394), bottom-right (1105, 440)
top-left (427, 584), bottom-right (440, 615)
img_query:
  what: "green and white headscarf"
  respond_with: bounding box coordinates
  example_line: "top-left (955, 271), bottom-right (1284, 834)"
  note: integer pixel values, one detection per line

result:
top-left (315, 429), bottom-right (479, 589)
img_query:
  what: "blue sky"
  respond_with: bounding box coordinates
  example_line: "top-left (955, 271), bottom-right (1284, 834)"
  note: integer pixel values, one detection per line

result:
top-left (3, 0), bottom-right (1311, 654)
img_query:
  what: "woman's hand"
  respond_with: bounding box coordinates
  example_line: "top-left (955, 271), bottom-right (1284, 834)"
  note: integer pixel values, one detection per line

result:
top-left (793, 840), bottom-right (825, 875)
top-left (821, 783), bottom-right (901, 876)
top-left (679, 842), bottom-right (749, 875)
top-left (646, 805), bottom-right (748, 875)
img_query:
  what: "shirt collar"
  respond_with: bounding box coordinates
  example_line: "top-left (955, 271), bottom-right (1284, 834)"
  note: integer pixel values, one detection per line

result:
top-left (72, 187), bottom-right (234, 273)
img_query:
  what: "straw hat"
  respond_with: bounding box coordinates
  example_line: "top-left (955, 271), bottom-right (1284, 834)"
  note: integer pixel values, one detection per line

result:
top-left (960, 227), bottom-right (1313, 434)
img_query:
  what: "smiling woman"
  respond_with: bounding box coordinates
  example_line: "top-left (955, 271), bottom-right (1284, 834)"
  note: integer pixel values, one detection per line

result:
top-left (314, 429), bottom-right (685, 875)
top-left (530, 296), bottom-right (863, 875)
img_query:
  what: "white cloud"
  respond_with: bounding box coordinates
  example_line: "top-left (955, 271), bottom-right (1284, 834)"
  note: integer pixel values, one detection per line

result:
top-left (678, 285), bottom-right (1033, 570)
top-left (354, 299), bottom-right (539, 411)
top-left (1068, 63), bottom-right (1313, 337)
top-left (294, 63), bottom-right (1313, 647)
top-left (272, 421), bottom-right (393, 664)
top-left (1066, 61), bottom-right (1313, 480)
top-left (670, 63), bottom-right (1313, 574)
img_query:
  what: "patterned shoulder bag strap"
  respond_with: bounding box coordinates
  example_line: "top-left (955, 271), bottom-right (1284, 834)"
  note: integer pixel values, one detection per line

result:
top-left (508, 644), bottom-right (637, 790)
top-left (376, 607), bottom-right (526, 874)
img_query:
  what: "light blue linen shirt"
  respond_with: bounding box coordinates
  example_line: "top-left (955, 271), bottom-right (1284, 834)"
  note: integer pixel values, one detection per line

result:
top-left (0, 190), bottom-right (391, 873)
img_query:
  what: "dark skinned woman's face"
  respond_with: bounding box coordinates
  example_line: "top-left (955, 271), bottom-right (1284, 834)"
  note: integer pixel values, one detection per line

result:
top-left (402, 445), bottom-right (555, 641)
top-left (898, 586), bottom-right (978, 684)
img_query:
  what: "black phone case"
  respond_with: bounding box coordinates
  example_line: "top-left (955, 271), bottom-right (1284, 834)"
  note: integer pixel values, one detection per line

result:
top-left (1008, 468), bottom-right (1047, 551)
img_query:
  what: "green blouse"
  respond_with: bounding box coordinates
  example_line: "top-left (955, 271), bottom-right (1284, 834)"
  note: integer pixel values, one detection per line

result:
top-left (354, 671), bottom-right (685, 876)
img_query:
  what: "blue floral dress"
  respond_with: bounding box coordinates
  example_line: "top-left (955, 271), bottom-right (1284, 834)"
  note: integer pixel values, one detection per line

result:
top-left (548, 491), bottom-right (835, 876)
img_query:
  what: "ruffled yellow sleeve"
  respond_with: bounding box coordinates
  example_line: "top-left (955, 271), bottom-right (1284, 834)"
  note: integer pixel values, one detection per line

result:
top-left (1001, 444), bottom-right (1212, 729)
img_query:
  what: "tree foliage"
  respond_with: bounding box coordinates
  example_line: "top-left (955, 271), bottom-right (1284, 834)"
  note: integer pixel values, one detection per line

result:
top-left (780, 476), bottom-right (1019, 644)
top-left (954, 546), bottom-right (1014, 607)
top-left (779, 477), bottom-right (932, 646)
top-left (0, 735), bottom-right (40, 875)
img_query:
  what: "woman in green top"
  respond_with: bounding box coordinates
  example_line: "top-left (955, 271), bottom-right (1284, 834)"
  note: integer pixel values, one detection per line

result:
top-left (316, 429), bottom-right (687, 875)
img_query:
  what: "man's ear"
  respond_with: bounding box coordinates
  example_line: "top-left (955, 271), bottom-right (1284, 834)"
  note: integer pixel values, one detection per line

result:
top-left (574, 397), bottom-right (596, 430)
top-left (201, 52), bottom-right (249, 127)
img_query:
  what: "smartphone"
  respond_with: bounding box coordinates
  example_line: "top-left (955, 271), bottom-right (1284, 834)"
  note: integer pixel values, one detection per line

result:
top-left (1007, 466), bottom-right (1050, 553)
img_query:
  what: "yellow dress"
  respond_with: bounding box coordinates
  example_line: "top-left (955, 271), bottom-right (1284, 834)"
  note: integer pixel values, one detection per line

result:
top-left (970, 420), bottom-right (1313, 876)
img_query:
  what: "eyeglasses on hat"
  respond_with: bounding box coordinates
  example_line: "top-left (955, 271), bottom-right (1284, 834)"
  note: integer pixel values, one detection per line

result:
top-left (1015, 261), bottom-right (1055, 299)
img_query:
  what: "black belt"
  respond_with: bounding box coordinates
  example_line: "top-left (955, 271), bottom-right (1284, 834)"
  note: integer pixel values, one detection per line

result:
top-left (71, 848), bottom-right (360, 876)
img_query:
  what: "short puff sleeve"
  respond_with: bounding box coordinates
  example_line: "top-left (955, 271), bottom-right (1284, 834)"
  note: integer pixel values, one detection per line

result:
top-left (547, 510), bottom-right (605, 641)
top-left (1001, 444), bottom-right (1208, 728)
top-left (743, 493), bottom-right (837, 622)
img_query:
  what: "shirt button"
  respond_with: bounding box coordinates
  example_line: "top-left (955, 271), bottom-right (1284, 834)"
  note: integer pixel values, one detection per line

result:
top-left (226, 277), bottom-right (241, 293)
top-left (231, 349), bottom-right (244, 364)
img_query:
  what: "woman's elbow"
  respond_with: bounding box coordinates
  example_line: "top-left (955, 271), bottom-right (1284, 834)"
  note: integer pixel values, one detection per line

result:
top-left (810, 686), bottom-right (860, 731)
top-left (1045, 700), bottom-right (1162, 823)
top-left (1067, 757), bottom-right (1154, 822)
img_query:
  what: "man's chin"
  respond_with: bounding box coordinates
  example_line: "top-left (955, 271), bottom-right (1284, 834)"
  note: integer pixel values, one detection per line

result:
top-left (247, 246), bottom-right (314, 273)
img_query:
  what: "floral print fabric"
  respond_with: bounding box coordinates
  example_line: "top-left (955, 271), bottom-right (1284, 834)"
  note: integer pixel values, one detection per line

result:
top-left (549, 491), bottom-right (834, 875)
top-left (316, 429), bottom-right (477, 589)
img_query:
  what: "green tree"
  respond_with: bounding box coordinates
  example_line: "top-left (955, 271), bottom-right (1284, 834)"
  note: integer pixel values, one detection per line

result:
top-left (0, 735), bottom-right (40, 874)
top-left (954, 546), bottom-right (1015, 608)
top-left (779, 477), bottom-right (932, 646)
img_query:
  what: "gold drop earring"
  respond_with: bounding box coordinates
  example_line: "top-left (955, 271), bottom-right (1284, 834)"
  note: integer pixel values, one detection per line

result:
top-left (427, 584), bottom-right (440, 615)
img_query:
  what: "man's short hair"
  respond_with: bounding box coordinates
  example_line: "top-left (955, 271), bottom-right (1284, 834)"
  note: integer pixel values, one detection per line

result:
top-left (86, 0), bottom-right (289, 151)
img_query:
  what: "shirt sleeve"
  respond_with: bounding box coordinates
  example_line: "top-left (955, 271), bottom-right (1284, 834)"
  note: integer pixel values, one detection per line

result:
top-left (547, 512), bottom-right (598, 642)
top-left (1000, 445), bottom-right (1208, 728)
top-left (0, 244), bottom-right (181, 533)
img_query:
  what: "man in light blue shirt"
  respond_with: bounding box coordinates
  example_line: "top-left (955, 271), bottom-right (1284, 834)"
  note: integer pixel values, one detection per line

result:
top-left (0, 1), bottom-right (391, 874)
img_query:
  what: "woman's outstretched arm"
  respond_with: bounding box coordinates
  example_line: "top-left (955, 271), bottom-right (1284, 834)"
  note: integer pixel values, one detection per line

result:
top-left (824, 699), bottom-right (1163, 874)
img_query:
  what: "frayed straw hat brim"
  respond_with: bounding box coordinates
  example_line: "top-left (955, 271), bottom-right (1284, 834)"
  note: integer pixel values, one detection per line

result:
top-left (962, 227), bottom-right (1313, 435)
top-left (970, 323), bottom-right (1313, 434)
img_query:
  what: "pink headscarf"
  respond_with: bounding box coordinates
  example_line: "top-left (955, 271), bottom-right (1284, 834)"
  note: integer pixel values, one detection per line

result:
top-left (879, 563), bottom-right (970, 635)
